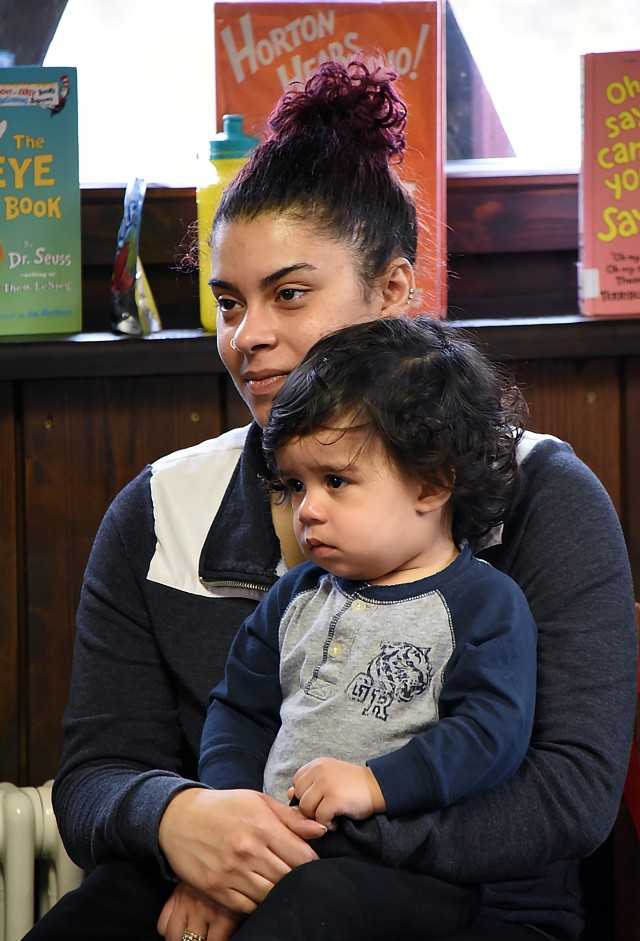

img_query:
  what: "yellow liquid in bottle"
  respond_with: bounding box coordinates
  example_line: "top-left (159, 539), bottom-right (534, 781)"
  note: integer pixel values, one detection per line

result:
top-left (196, 156), bottom-right (248, 334)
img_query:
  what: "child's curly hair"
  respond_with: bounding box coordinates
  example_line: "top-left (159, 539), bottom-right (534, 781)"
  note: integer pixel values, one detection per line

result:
top-left (263, 317), bottom-right (529, 548)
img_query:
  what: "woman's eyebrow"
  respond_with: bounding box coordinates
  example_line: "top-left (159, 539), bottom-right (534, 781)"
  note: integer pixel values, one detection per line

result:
top-left (209, 263), bottom-right (317, 293)
top-left (208, 277), bottom-right (235, 291)
top-left (260, 263), bottom-right (317, 289)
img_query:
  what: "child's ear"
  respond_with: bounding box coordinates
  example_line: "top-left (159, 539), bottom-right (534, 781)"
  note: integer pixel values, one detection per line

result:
top-left (415, 480), bottom-right (453, 513)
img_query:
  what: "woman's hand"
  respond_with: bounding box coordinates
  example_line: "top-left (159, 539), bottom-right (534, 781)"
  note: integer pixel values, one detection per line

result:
top-left (157, 881), bottom-right (242, 941)
top-left (158, 788), bottom-right (326, 913)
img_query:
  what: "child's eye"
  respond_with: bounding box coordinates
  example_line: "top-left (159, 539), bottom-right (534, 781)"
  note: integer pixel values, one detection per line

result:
top-left (327, 475), bottom-right (347, 489)
top-left (284, 478), bottom-right (304, 493)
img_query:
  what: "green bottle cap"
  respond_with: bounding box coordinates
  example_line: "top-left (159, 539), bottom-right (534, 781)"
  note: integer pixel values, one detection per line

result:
top-left (209, 114), bottom-right (259, 160)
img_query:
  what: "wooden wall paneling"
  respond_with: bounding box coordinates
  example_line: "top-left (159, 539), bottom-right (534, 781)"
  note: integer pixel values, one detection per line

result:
top-left (446, 171), bottom-right (579, 318)
top-left (614, 356), bottom-right (640, 939)
top-left (613, 799), bottom-right (640, 941)
top-left (0, 382), bottom-right (21, 782)
top-left (80, 188), bottom-right (196, 268)
top-left (80, 262), bottom-right (201, 334)
top-left (21, 372), bottom-right (226, 783)
top-left (623, 356), bottom-right (640, 593)
top-left (447, 250), bottom-right (580, 319)
top-left (508, 357), bottom-right (623, 515)
top-left (75, 174), bottom-right (586, 332)
top-left (80, 188), bottom-right (201, 332)
top-left (446, 171), bottom-right (579, 255)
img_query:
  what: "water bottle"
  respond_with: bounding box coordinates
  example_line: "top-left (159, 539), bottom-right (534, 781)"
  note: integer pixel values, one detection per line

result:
top-left (196, 114), bottom-right (258, 333)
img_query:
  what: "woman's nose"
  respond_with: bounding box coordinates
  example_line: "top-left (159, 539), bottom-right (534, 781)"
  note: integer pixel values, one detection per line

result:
top-left (232, 305), bottom-right (278, 353)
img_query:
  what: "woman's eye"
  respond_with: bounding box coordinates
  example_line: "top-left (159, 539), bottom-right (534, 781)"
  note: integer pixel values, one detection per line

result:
top-left (327, 475), bottom-right (347, 489)
top-left (215, 296), bottom-right (239, 314)
top-left (277, 287), bottom-right (305, 303)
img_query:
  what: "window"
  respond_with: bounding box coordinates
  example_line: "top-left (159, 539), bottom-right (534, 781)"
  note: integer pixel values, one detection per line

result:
top-left (44, 0), bottom-right (214, 184)
top-left (449, 0), bottom-right (640, 170)
top-left (42, 0), bottom-right (640, 184)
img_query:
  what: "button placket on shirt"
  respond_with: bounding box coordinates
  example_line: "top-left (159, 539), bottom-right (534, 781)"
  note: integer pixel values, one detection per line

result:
top-left (308, 597), bottom-right (368, 694)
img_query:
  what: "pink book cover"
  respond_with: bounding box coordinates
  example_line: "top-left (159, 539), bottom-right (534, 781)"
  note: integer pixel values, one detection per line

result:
top-left (579, 49), bottom-right (640, 317)
top-left (214, 1), bottom-right (446, 315)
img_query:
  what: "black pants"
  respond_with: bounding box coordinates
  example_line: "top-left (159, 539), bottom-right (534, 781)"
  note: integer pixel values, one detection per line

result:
top-left (21, 858), bottom-right (173, 941)
top-left (232, 857), bottom-right (479, 941)
top-left (21, 856), bottom-right (545, 941)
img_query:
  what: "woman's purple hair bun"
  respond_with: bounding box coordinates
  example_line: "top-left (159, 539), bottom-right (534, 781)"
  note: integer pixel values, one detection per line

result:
top-left (267, 58), bottom-right (407, 165)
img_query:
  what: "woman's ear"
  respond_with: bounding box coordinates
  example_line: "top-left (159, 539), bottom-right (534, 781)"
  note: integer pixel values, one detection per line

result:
top-left (380, 257), bottom-right (415, 315)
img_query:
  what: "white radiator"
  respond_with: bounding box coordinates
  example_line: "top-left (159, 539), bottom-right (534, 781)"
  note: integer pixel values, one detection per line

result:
top-left (0, 781), bottom-right (84, 941)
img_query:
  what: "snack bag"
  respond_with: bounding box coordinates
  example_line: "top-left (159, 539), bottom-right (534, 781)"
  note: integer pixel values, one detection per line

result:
top-left (111, 178), bottom-right (162, 336)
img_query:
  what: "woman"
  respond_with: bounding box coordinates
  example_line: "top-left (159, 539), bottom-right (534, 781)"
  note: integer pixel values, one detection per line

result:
top-left (31, 58), bottom-right (636, 941)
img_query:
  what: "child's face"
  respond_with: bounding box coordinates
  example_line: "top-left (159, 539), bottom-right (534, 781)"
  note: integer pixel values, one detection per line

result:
top-left (274, 428), bottom-right (454, 585)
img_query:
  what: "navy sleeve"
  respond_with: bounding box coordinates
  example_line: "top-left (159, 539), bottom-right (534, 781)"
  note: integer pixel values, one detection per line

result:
top-left (52, 464), bottom-right (261, 875)
top-left (368, 567), bottom-right (536, 814)
top-left (198, 564), bottom-right (318, 790)
top-left (52, 470), bottom-right (207, 874)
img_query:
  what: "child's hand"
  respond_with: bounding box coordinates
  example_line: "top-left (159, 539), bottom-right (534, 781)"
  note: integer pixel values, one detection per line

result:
top-left (157, 881), bottom-right (242, 941)
top-left (288, 757), bottom-right (386, 829)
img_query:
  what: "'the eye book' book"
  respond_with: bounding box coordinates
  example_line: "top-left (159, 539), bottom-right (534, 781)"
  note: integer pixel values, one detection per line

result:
top-left (0, 66), bottom-right (81, 335)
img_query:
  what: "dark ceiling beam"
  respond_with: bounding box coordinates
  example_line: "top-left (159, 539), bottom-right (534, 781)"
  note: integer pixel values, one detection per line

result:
top-left (0, 0), bottom-right (69, 65)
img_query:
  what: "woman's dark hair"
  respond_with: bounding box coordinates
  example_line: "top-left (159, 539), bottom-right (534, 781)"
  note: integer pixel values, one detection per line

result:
top-left (263, 317), bottom-right (529, 548)
top-left (213, 57), bottom-right (417, 291)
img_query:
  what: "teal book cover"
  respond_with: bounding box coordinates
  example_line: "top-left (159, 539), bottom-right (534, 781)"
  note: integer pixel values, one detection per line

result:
top-left (0, 66), bottom-right (81, 335)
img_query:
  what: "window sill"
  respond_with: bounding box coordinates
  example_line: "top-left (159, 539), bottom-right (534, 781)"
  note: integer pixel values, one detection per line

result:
top-left (4, 314), bottom-right (640, 383)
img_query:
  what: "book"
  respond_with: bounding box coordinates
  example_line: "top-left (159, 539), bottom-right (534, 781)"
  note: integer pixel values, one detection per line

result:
top-left (213, 0), bottom-right (446, 314)
top-left (0, 66), bottom-right (82, 335)
top-left (579, 50), bottom-right (640, 317)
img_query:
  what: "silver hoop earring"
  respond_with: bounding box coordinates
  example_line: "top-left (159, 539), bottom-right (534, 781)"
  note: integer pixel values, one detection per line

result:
top-left (230, 337), bottom-right (239, 351)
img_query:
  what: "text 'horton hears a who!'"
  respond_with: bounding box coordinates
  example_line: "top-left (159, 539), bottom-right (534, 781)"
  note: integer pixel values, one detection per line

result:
top-left (0, 66), bottom-right (81, 335)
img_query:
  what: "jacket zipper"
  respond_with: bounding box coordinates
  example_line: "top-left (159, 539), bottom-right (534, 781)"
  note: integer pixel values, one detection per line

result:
top-left (199, 577), bottom-right (271, 594)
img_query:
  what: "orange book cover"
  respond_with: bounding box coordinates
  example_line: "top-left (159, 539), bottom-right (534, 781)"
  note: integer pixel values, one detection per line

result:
top-left (579, 50), bottom-right (640, 317)
top-left (214, 0), bottom-right (446, 314)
